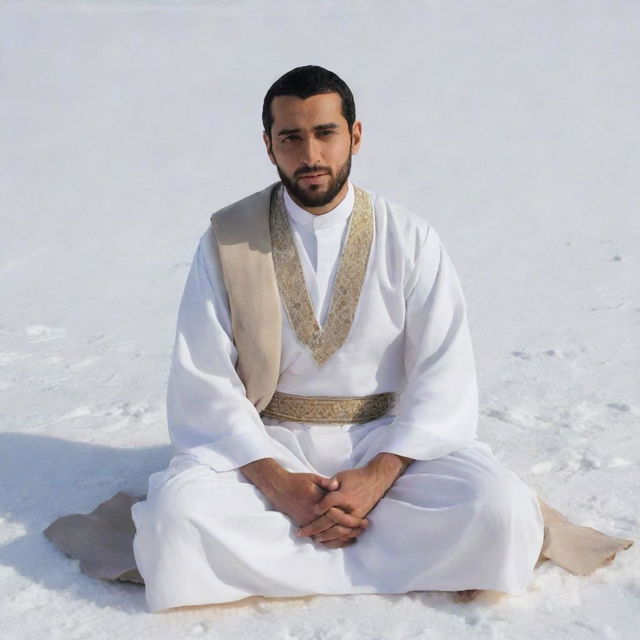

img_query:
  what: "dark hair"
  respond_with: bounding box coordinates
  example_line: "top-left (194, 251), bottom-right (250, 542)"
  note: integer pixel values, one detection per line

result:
top-left (262, 65), bottom-right (356, 136)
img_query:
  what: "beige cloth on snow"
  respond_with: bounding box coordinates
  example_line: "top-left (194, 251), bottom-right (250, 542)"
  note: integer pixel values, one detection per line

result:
top-left (44, 182), bottom-right (633, 585)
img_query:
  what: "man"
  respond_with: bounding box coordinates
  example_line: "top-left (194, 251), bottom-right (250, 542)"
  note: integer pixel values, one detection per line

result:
top-left (131, 66), bottom-right (545, 611)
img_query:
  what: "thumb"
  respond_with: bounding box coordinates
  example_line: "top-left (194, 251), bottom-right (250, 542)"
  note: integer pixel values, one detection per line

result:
top-left (315, 475), bottom-right (339, 491)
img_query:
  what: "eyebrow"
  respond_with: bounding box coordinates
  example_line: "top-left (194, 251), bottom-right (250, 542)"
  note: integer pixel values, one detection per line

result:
top-left (276, 123), bottom-right (340, 137)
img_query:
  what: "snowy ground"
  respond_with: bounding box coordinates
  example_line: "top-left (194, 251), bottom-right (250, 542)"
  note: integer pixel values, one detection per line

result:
top-left (1, 1), bottom-right (639, 638)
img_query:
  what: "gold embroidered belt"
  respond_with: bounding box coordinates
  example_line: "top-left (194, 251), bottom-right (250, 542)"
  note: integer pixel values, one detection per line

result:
top-left (260, 391), bottom-right (395, 425)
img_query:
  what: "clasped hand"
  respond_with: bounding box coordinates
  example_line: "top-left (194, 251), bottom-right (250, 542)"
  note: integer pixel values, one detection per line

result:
top-left (242, 455), bottom-right (408, 549)
top-left (294, 467), bottom-right (391, 549)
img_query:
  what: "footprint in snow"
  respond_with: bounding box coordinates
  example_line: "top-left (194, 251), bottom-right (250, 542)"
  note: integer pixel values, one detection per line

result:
top-left (607, 403), bottom-right (631, 412)
top-left (105, 402), bottom-right (150, 418)
top-left (510, 346), bottom-right (586, 360)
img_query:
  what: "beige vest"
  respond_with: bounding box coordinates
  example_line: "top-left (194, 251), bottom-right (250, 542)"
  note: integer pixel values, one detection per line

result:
top-left (210, 182), bottom-right (282, 413)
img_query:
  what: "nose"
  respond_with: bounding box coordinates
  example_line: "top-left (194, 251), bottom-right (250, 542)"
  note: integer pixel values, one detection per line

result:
top-left (300, 135), bottom-right (321, 167)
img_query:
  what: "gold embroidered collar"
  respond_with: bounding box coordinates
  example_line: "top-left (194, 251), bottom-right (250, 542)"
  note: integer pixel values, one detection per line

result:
top-left (269, 183), bottom-right (374, 366)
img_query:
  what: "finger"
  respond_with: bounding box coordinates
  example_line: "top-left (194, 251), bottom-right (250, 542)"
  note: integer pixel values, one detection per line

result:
top-left (312, 525), bottom-right (365, 544)
top-left (325, 507), bottom-right (369, 529)
top-left (297, 514), bottom-right (334, 537)
top-left (321, 538), bottom-right (357, 549)
top-left (320, 538), bottom-right (346, 549)
top-left (312, 526), bottom-right (350, 543)
top-left (312, 525), bottom-right (364, 543)
top-left (313, 492), bottom-right (343, 516)
top-left (314, 475), bottom-right (339, 492)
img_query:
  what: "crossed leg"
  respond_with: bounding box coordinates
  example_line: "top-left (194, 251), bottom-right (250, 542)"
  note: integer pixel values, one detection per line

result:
top-left (132, 441), bottom-right (543, 611)
top-left (343, 442), bottom-right (544, 596)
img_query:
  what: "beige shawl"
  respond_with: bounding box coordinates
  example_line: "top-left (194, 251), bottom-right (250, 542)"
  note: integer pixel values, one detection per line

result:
top-left (44, 182), bottom-right (632, 585)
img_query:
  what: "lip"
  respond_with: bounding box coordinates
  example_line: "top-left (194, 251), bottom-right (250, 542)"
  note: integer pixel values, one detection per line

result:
top-left (298, 172), bottom-right (329, 180)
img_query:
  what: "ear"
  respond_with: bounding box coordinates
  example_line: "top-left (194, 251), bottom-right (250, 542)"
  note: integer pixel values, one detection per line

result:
top-left (263, 131), bottom-right (276, 165)
top-left (350, 120), bottom-right (363, 155)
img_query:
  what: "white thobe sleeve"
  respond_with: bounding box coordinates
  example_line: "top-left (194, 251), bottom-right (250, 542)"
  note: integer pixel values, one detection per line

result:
top-left (375, 226), bottom-right (479, 461)
top-left (166, 228), bottom-right (278, 472)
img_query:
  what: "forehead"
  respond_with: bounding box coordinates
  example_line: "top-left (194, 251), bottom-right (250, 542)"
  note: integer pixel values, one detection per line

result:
top-left (270, 92), bottom-right (346, 130)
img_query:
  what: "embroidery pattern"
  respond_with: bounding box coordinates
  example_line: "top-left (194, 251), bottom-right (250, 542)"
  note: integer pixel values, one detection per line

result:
top-left (261, 391), bottom-right (395, 424)
top-left (269, 184), bottom-right (374, 365)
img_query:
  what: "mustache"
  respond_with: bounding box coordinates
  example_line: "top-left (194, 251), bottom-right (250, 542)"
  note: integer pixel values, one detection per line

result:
top-left (294, 165), bottom-right (332, 178)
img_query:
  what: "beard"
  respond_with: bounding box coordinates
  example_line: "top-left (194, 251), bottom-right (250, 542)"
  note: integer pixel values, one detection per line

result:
top-left (275, 151), bottom-right (352, 209)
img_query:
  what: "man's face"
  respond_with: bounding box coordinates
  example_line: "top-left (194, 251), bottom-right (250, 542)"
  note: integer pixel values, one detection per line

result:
top-left (263, 92), bottom-right (362, 213)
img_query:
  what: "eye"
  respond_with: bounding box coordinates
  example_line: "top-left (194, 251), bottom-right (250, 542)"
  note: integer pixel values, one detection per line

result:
top-left (318, 130), bottom-right (335, 137)
top-left (282, 135), bottom-right (301, 143)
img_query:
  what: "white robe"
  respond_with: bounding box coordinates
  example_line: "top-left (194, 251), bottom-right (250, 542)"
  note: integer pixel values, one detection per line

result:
top-left (131, 181), bottom-right (544, 611)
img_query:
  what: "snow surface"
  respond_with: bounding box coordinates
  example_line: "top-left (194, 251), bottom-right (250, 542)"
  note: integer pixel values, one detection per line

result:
top-left (1, 1), bottom-right (639, 638)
